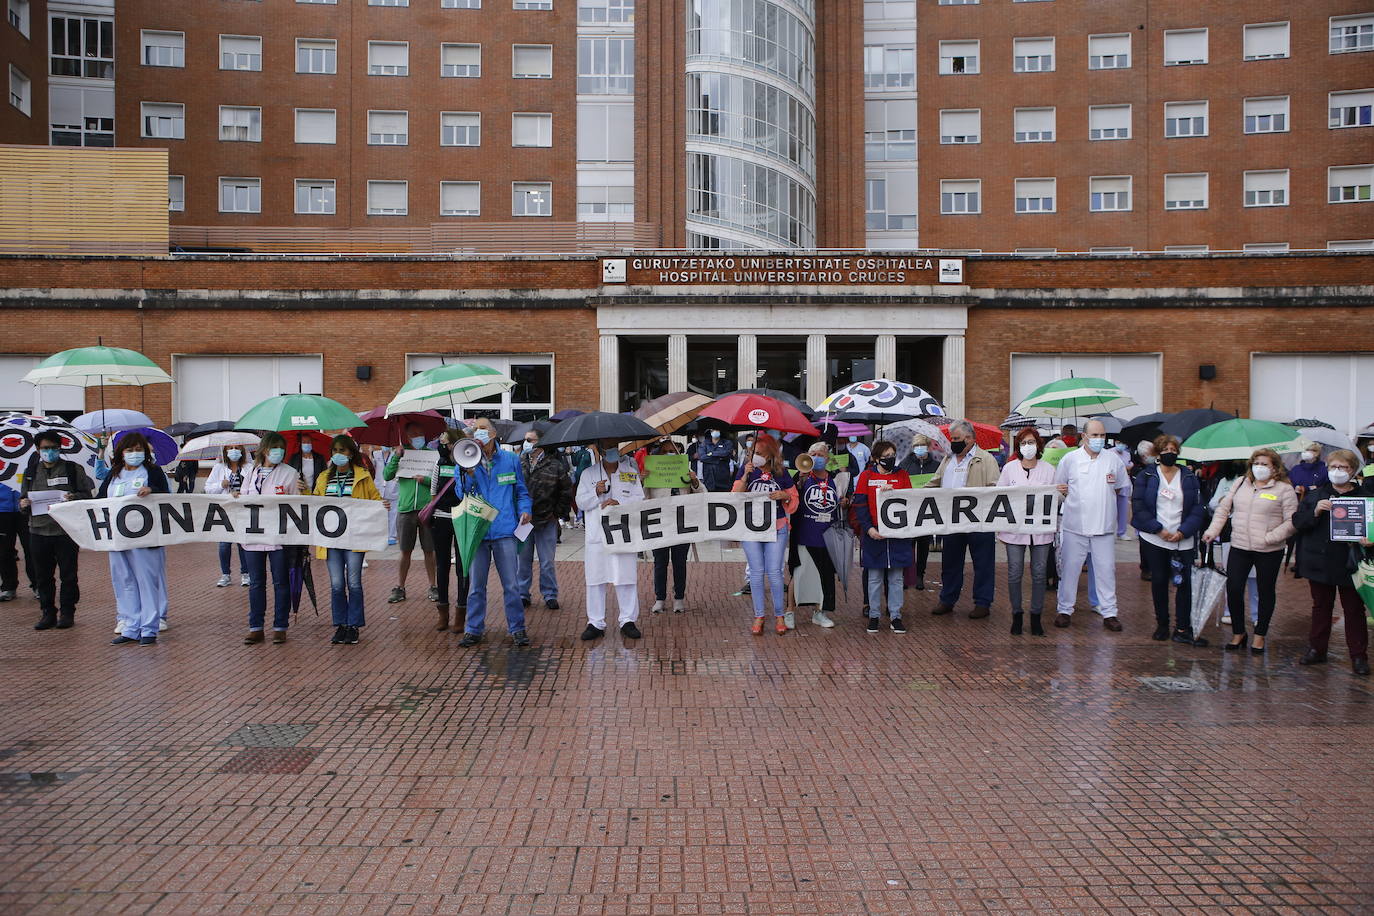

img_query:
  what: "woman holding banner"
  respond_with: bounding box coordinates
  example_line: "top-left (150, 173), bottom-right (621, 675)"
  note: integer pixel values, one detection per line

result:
top-left (643, 437), bottom-right (703, 615)
top-left (313, 435), bottom-right (383, 645)
top-left (853, 440), bottom-right (913, 634)
top-left (206, 445), bottom-right (250, 588)
top-left (732, 435), bottom-right (799, 635)
top-left (899, 434), bottom-right (940, 591)
top-left (997, 428), bottom-right (1056, 636)
top-left (239, 433), bottom-right (303, 645)
top-left (103, 432), bottom-right (171, 647)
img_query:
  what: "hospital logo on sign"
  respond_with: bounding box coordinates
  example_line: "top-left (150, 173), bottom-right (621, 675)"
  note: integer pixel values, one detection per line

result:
top-left (747, 408), bottom-right (770, 424)
top-left (291, 415), bottom-right (318, 426)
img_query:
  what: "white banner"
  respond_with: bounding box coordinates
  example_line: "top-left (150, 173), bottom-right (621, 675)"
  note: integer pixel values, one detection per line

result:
top-left (49, 494), bottom-right (389, 552)
top-left (601, 492), bottom-right (781, 554)
top-left (876, 485), bottom-right (1061, 537)
top-left (397, 449), bottom-right (440, 479)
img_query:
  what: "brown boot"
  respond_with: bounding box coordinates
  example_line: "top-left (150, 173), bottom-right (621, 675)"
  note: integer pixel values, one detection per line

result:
top-left (435, 605), bottom-right (450, 632)
top-left (243, 630), bottom-right (265, 644)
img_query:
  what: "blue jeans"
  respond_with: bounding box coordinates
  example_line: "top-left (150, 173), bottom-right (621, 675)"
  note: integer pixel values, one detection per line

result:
top-left (246, 548), bottom-right (291, 631)
top-left (464, 537), bottom-right (525, 636)
top-left (867, 566), bottom-right (903, 618)
top-left (516, 521), bottom-right (559, 602)
top-left (325, 549), bottom-right (365, 627)
top-left (939, 531), bottom-right (996, 608)
top-left (742, 524), bottom-right (788, 617)
top-left (218, 542), bottom-right (247, 575)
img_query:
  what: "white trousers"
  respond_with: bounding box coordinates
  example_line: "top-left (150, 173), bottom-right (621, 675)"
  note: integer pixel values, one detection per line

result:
top-left (1057, 531), bottom-right (1117, 617)
top-left (111, 547), bottom-right (167, 638)
top-left (587, 582), bottom-right (638, 629)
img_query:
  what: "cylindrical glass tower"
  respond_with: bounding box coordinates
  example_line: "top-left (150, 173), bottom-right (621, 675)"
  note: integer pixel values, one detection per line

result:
top-left (686, 0), bottom-right (818, 249)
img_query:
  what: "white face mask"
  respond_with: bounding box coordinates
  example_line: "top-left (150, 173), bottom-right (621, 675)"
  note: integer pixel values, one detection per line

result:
top-left (1019, 443), bottom-right (1037, 460)
top-left (1251, 464), bottom-right (1272, 482)
top-left (1086, 437), bottom-right (1105, 452)
top-left (1367, 443), bottom-right (1374, 455)
top-left (1328, 469), bottom-right (1351, 486)
top-left (751, 453), bottom-right (766, 468)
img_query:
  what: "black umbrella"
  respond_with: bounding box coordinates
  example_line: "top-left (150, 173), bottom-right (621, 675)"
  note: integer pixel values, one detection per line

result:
top-left (163, 421), bottom-right (198, 437)
top-left (538, 411), bottom-right (660, 448)
top-left (1160, 408), bottom-right (1235, 441)
top-left (1119, 411), bottom-right (1172, 446)
top-left (724, 388), bottom-right (816, 419)
top-left (1087, 413), bottom-right (1124, 435)
top-left (1288, 417), bottom-right (1336, 429)
top-left (187, 420), bottom-right (239, 437)
top-left (504, 418), bottom-right (555, 445)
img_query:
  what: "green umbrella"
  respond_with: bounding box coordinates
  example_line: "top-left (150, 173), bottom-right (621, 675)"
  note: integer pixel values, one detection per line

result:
top-left (453, 494), bottom-right (499, 577)
top-left (1179, 418), bottom-right (1304, 462)
top-left (386, 363), bottom-right (513, 416)
top-left (1015, 376), bottom-right (1136, 418)
top-left (236, 394), bottom-right (362, 432)
top-left (22, 343), bottom-right (173, 387)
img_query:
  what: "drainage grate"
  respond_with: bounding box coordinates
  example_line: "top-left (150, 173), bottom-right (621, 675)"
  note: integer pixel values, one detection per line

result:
top-left (1137, 676), bottom-right (1212, 693)
top-left (221, 723), bottom-right (318, 747)
top-left (217, 747), bottom-right (318, 774)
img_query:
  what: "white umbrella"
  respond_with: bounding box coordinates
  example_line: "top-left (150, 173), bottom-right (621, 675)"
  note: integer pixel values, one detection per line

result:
top-left (177, 431), bottom-right (261, 461)
top-left (885, 418), bottom-right (952, 465)
top-left (1286, 425), bottom-right (1356, 454)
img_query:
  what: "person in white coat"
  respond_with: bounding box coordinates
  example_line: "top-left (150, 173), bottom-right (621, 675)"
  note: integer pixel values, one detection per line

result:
top-left (1053, 418), bottom-right (1128, 631)
top-left (575, 438), bottom-right (645, 641)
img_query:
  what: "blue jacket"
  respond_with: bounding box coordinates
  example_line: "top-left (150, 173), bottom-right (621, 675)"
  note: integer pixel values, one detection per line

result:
top-left (458, 448), bottom-right (532, 541)
top-left (1131, 464), bottom-right (1206, 539)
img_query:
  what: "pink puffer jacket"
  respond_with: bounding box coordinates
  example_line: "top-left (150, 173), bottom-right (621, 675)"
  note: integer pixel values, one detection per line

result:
top-left (1203, 477), bottom-right (1297, 553)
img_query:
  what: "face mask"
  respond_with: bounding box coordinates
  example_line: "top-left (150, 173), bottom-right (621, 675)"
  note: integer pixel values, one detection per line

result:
top-left (877, 456), bottom-right (895, 471)
top-left (1087, 437), bottom-right (1105, 452)
top-left (124, 452), bottom-right (145, 467)
top-left (300, 442), bottom-right (312, 454)
top-left (950, 440), bottom-right (967, 455)
top-left (331, 453), bottom-right (350, 467)
top-left (1368, 443), bottom-right (1374, 455)
top-left (1019, 443), bottom-right (1037, 460)
top-left (848, 436), bottom-right (857, 444)
top-left (710, 430), bottom-right (720, 439)
top-left (410, 436), bottom-right (426, 450)
top-left (473, 428), bottom-right (491, 444)
top-left (39, 447), bottom-right (60, 463)
top-left (267, 448), bottom-right (285, 465)
top-left (1251, 464), bottom-right (1272, 482)
top-left (1302, 450), bottom-right (1318, 463)
top-left (751, 453), bottom-right (766, 468)
top-left (226, 449), bottom-right (243, 462)
top-left (602, 447), bottom-right (620, 463)
top-left (913, 446), bottom-right (928, 459)
top-left (1328, 469), bottom-right (1351, 486)
top-left (1159, 452), bottom-right (1178, 467)
top-left (745, 439), bottom-right (754, 449)
top-left (523, 441), bottom-right (535, 452)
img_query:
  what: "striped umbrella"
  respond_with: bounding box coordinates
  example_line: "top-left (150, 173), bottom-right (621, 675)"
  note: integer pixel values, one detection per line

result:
top-left (1014, 376), bottom-right (1136, 418)
top-left (633, 392), bottom-right (714, 436)
top-left (236, 394), bottom-right (363, 433)
top-left (1180, 419), bottom-right (1304, 462)
top-left (386, 362), bottom-right (514, 416)
top-left (1000, 412), bottom-right (1042, 430)
top-left (23, 344), bottom-right (172, 387)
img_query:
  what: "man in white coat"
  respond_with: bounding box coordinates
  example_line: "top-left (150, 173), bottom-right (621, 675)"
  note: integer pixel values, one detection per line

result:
top-left (575, 438), bottom-right (645, 641)
top-left (1053, 417), bottom-right (1128, 632)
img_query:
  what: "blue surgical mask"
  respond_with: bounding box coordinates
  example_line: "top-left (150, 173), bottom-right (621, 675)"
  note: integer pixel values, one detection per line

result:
top-left (1087, 437), bottom-right (1105, 452)
top-left (602, 447), bottom-right (620, 463)
top-left (710, 430), bottom-right (720, 439)
top-left (409, 436), bottom-right (426, 449)
top-left (522, 440), bottom-right (534, 452)
top-left (267, 448), bottom-right (285, 465)
top-left (473, 428), bottom-right (491, 444)
top-left (39, 447), bottom-right (60, 463)
top-left (226, 449), bottom-right (243, 462)
top-left (331, 453), bottom-right (350, 467)
top-left (913, 446), bottom-right (928, 459)
top-left (848, 436), bottom-right (858, 444)
top-left (300, 442), bottom-right (313, 454)
top-left (125, 452), bottom-right (145, 467)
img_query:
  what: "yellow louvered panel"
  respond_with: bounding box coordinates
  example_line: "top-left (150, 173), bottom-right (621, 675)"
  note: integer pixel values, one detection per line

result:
top-left (0, 145), bottom-right (169, 256)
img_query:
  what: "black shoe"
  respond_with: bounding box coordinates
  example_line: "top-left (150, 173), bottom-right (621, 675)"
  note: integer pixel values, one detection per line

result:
top-left (55, 613), bottom-right (73, 629)
top-left (1224, 634), bottom-right (1247, 651)
top-left (740, 581), bottom-right (751, 595)
top-left (344, 626), bottom-right (360, 645)
top-left (1299, 649), bottom-right (1327, 666)
top-left (866, 616), bottom-right (879, 633)
top-left (34, 614), bottom-right (56, 630)
top-left (330, 625), bottom-right (348, 644)
top-left (1354, 657), bottom-right (1371, 676)
top-left (545, 599), bottom-right (559, 610)
top-left (1010, 613), bottom-right (1023, 636)
top-left (1152, 625), bottom-right (1170, 641)
top-left (1170, 628), bottom-right (1194, 644)
top-left (139, 636), bottom-right (157, 647)
top-left (512, 629), bottom-right (531, 647)
top-left (110, 635), bottom-right (137, 645)
top-left (620, 622), bottom-right (641, 639)
top-left (890, 617), bottom-right (906, 634)
top-left (1029, 614), bottom-right (1045, 637)
top-left (581, 624), bottom-right (605, 641)
top-left (913, 580), bottom-right (925, 591)
top-left (458, 631), bottom-right (482, 647)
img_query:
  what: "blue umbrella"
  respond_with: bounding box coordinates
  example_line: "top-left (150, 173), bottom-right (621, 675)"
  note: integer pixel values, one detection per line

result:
top-left (111, 427), bottom-right (179, 466)
top-left (74, 409), bottom-right (154, 433)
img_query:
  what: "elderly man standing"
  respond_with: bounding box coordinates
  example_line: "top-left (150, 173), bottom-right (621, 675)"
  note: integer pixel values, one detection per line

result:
top-left (924, 420), bottom-right (999, 619)
top-left (1053, 418), bottom-right (1128, 631)
top-left (517, 428), bottom-right (572, 611)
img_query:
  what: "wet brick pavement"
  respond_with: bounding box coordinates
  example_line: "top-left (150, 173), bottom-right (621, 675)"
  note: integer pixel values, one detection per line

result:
top-left (0, 541), bottom-right (1371, 914)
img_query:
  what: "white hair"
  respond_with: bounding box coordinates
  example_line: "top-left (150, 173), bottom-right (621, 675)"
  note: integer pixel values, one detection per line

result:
top-left (808, 442), bottom-right (830, 457)
top-left (949, 419), bottom-right (976, 439)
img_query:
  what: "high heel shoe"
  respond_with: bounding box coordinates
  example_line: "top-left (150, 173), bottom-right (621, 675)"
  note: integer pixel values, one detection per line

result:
top-left (1250, 635), bottom-right (1266, 655)
top-left (1224, 633), bottom-right (1247, 651)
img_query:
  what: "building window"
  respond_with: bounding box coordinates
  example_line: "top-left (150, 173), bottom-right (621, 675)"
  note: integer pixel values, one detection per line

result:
top-left (1089, 176), bottom-right (1131, 211)
top-left (577, 183), bottom-right (633, 221)
top-left (937, 0), bottom-right (978, 4)
top-left (368, 41), bottom-right (409, 75)
top-left (440, 181), bottom-right (480, 216)
top-left (441, 111), bottom-right (480, 146)
top-left (1243, 242), bottom-right (1289, 252)
top-left (515, 0), bottom-right (552, 8)
top-left (50, 15), bottom-right (114, 79)
top-left (141, 31), bottom-right (184, 68)
top-left (1328, 164), bottom-right (1373, 203)
top-left (863, 44), bottom-right (914, 89)
top-left (219, 177), bottom-right (261, 213)
top-left (1089, 103), bottom-right (1133, 139)
top-left (940, 179), bottom-right (981, 214)
top-left (1089, 247), bottom-right (1132, 254)
top-left (1243, 22), bottom-right (1289, 60)
top-left (578, 0), bottom-right (634, 24)
top-left (513, 44), bottom-right (553, 79)
top-left (1014, 177), bottom-right (1055, 213)
top-left (167, 175), bottom-right (184, 212)
top-left (220, 35), bottom-right (262, 71)
top-left (441, 43), bottom-right (481, 77)
top-left (512, 112), bottom-right (552, 147)
top-left (939, 109), bottom-right (979, 144)
top-left (865, 177), bottom-right (885, 229)
top-left (938, 40), bottom-right (979, 74)
top-left (1013, 107), bottom-right (1055, 142)
top-left (864, 99), bottom-right (915, 160)
top-left (1163, 29), bottom-right (1207, 66)
top-left (295, 108), bottom-right (336, 144)
top-left (1088, 33), bottom-right (1129, 69)
top-left (49, 86), bottom-right (114, 146)
top-left (8, 65), bottom-right (29, 115)
top-left (1164, 173), bottom-right (1207, 209)
top-left (577, 38), bottom-right (632, 93)
top-left (1015, 248), bottom-right (1057, 255)
top-left (219, 106), bottom-right (262, 142)
top-left (865, 173), bottom-right (915, 229)
top-left (294, 179), bottom-right (336, 214)
top-left (1329, 14), bottom-right (1373, 53)
top-left (1244, 96), bottom-right (1288, 134)
top-left (513, 181), bottom-right (552, 216)
top-left (367, 110), bottom-right (408, 145)
top-left (141, 102), bottom-right (184, 139)
top-left (297, 39), bottom-right (337, 74)
top-left (367, 180), bottom-right (408, 215)
top-left (1164, 100), bottom-right (1207, 137)
top-left (1329, 90), bottom-right (1374, 129)
top-left (1327, 239), bottom-right (1374, 250)
top-left (1243, 169), bottom-right (1288, 207)
top-left (298, 0), bottom-right (338, 3)
top-left (443, 0), bottom-right (481, 7)
top-left (577, 103), bottom-right (633, 160)
top-left (8, 0), bottom-right (30, 37)
top-left (866, 0), bottom-right (916, 17)
top-left (370, 0), bottom-right (408, 5)
top-left (1164, 245), bottom-right (1207, 253)
top-left (1013, 37), bottom-right (1054, 72)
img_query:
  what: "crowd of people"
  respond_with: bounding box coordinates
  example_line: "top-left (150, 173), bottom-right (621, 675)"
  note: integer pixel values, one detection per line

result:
top-left (2, 417), bottom-right (1371, 676)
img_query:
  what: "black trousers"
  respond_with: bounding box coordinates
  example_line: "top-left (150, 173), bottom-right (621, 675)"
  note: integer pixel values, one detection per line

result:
top-left (31, 532), bottom-right (79, 617)
top-left (803, 545), bottom-right (836, 612)
top-left (1139, 540), bottom-right (1193, 630)
top-left (0, 511), bottom-right (36, 593)
top-left (1227, 547), bottom-right (1283, 636)
top-left (915, 536), bottom-right (931, 579)
top-left (652, 544), bottom-right (690, 600)
top-left (430, 518), bottom-right (469, 608)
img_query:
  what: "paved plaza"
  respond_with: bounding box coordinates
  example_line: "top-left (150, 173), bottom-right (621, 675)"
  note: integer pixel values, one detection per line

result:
top-left (0, 535), bottom-right (1371, 915)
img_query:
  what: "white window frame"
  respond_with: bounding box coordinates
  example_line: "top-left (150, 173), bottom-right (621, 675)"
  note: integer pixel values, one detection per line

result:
top-left (8, 64), bottom-right (29, 115)
top-left (1012, 36), bottom-right (1054, 72)
top-left (1329, 14), bottom-right (1374, 54)
top-left (938, 40), bottom-right (979, 75)
top-left (294, 178), bottom-right (336, 215)
top-left (294, 108), bottom-right (336, 145)
top-left (1243, 243), bottom-right (1289, 252)
top-left (367, 110), bottom-right (409, 146)
top-left (1327, 239), bottom-right (1374, 250)
top-left (440, 181), bottom-right (481, 216)
top-left (441, 43), bottom-right (481, 77)
top-left (939, 108), bottom-right (980, 144)
top-left (1014, 177), bottom-right (1055, 213)
top-left (1163, 28), bottom-right (1208, 66)
top-left (367, 180), bottom-right (409, 215)
top-left (1243, 21), bottom-right (1289, 60)
top-left (1163, 172), bottom-right (1208, 210)
top-left (515, 0), bottom-right (553, 8)
top-left (511, 112), bottom-right (552, 147)
top-left (219, 105), bottom-right (262, 143)
top-left (219, 34), bottom-right (263, 72)
top-left (140, 102), bottom-right (185, 140)
top-left (1088, 104), bottom-right (1130, 140)
top-left (443, 0), bottom-right (482, 7)
top-left (8, 0), bottom-right (30, 38)
top-left (939, 179), bottom-right (981, 214)
top-left (218, 177), bottom-right (261, 214)
top-left (1089, 175), bottom-right (1132, 212)
top-left (1328, 90), bottom-right (1374, 129)
top-left (1328, 164), bottom-right (1373, 203)
top-left (512, 181), bottom-right (552, 216)
top-left (167, 175), bottom-right (184, 212)
top-left (1243, 96), bottom-right (1288, 134)
top-left (440, 111), bottom-right (481, 147)
top-left (1243, 169), bottom-right (1288, 208)
top-left (1164, 100), bottom-right (1208, 138)
top-left (368, 41), bottom-right (410, 76)
top-left (296, 39), bottom-right (337, 75)
top-left (1088, 33), bottom-right (1130, 70)
top-left (140, 30), bottom-right (185, 68)
top-left (512, 43), bottom-right (553, 79)
top-left (1013, 106), bottom-right (1055, 142)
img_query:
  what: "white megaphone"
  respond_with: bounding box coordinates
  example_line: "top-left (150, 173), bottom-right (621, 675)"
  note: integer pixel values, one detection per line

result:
top-left (453, 437), bottom-right (483, 469)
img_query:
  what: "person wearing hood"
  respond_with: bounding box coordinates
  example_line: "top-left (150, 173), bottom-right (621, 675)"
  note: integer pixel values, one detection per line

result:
top-left (206, 444), bottom-right (250, 587)
top-left (898, 434), bottom-right (940, 591)
top-left (576, 437), bottom-right (646, 641)
top-left (696, 428), bottom-right (736, 492)
top-left (238, 433), bottom-right (302, 645)
top-left (924, 420), bottom-right (999, 620)
top-left (517, 427), bottom-right (573, 612)
top-left (99, 432), bottom-right (170, 646)
top-left (384, 422), bottom-right (440, 606)
top-left (313, 435), bottom-right (383, 646)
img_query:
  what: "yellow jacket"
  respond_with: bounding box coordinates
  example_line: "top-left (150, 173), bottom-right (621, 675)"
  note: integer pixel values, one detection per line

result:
top-left (311, 463), bottom-right (382, 557)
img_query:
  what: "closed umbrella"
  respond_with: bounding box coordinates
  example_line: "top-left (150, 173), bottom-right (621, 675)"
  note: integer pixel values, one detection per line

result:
top-left (74, 409), bottom-right (154, 434)
top-left (453, 495), bottom-right (499, 577)
top-left (634, 392), bottom-right (714, 436)
top-left (353, 406), bottom-right (447, 447)
top-left (1191, 563), bottom-right (1227, 642)
top-left (816, 379), bottom-right (946, 421)
top-left (538, 411), bottom-right (660, 448)
top-left (697, 393), bottom-right (819, 436)
top-left (823, 522), bottom-right (856, 596)
top-left (236, 394), bottom-right (362, 433)
top-left (1014, 376), bottom-right (1136, 418)
top-left (1160, 408), bottom-right (1235, 442)
top-left (1180, 418), bottom-right (1304, 462)
top-left (386, 363), bottom-right (514, 416)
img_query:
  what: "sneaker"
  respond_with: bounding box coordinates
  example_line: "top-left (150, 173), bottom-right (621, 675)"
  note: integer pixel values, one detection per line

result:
top-left (783, 611), bottom-right (795, 630)
top-left (1220, 614), bottom-right (1232, 625)
top-left (158, 619), bottom-right (168, 632)
top-left (215, 574), bottom-right (231, 588)
top-left (1152, 625), bottom-right (1170, 641)
top-left (388, 537), bottom-right (397, 546)
top-left (114, 623), bottom-right (125, 635)
top-left (330, 626), bottom-right (348, 645)
top-left (891, 617), bottom-right (907, 634)
top-left (240, 574), bottom-right (250, 587)
top-left (812, 611), bottom-right (835, 628)
top-left (545, 599), bottom-right (560, 610)
top-left (0, 590), bottom-right (14, 602)
top-left (620, 621), bottom-right (641, 639)
top-left (581, 624), bottom-right (605, 641)
top-left (458, 631), bottom-right (482, 647)
top-left (651, 600), bottom-right (665, 615)
top-left (139, 636), bottom-right (157, 647)
top-left (867, 616), bottom-right (880, 633)
top-left (344, 626), bottom-right (360, 644)
top-left (110, 635), bottom-right (138, 645)
top-left (428, 586), bottom-right (440, 603)
top-left (673, 598), bottom-right (685, 614)
top-left (740, 581), bottom-right (751, 595)
top-left (387, 587), bottom-right (406, 604)
top-left (512, 629), bottom-right (531, 647)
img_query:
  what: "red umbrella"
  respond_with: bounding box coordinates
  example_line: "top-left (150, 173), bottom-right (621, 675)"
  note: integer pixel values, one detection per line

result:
top-left (937, 420), bottom-right (1005, 451)
top-left (283, 430), bottom-right (334, 457)
top-left (697, 393), bottom-right (819, 436)
top-left (353, 406), bottom-right (448, 447)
